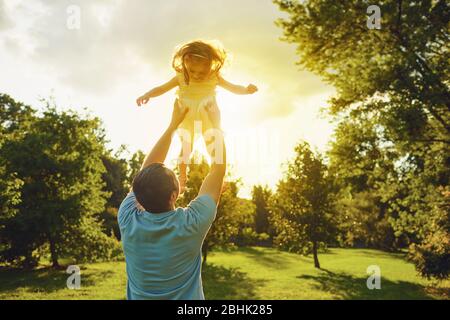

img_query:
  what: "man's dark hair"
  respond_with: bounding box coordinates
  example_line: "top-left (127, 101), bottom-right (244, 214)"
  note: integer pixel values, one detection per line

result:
top-left (132, 163), bottom-right (179, 213)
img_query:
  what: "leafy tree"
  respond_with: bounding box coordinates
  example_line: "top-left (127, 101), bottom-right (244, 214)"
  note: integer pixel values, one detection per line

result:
top-left (271, 142), bottom-right (336, 268)
top-left (128, 150), bottom-right (146, 184)
top-left (101, 146), bottom-right (129, 209)
top-left (0, 93), bottom-right (35, 139)
top-left (98, 147), bottom-right (129, 240)
top-left (269, 200), bottom-right (309, 254)
top-left (274, 0), bottom-right (449, 142)
top-left (0, 168), bottom-right (23, 243)
top-left (252, 185), bottom-right (272, 235)
top-left (231, 198), bottom-right (258, 247)
top-left (0, 94), bottom-right (33, 252)
top-left (274, 0), bottom-right (449, 279)
top-left (99, 207), bottom-right (121, 240)
top-left (408, 189), bottom-right (449, 280)
top-left (328, 116), bottom-right (399, 250)
top-left (178, 154), bottom-right (246, 265)
top-left (202, 179), bottom-right (245, 265)
top-left (0, 96), bottom-right (119, 268)
top-left (335, 191), bottom-right (396, 249)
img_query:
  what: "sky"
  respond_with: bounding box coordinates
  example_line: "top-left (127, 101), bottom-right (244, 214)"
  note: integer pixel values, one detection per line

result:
top-left (0, 0), bottom-right (336, 198)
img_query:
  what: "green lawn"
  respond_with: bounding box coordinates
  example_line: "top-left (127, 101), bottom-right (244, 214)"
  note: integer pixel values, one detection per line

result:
top-left (0, 247), bottom-right (448, 300)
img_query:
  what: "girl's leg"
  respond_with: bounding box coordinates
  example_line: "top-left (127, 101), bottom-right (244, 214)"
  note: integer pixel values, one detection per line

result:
top-left (201, 101), bottom-right (227, 192)
top-left (178, 128), bottom-right (194, 193)
top-left (202, 127), bottom-right (228, 193)
top-left (201, 101), bottom-right (222, 163)
top-left (202, 126), bottom-right (215, 160)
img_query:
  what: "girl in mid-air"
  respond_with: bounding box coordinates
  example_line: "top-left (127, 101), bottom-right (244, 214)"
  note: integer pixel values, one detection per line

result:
top-left (136, 39), bottom-right (258, 193)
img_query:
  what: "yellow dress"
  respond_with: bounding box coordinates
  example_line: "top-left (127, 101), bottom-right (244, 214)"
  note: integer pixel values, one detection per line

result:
top-left (176, 71), bottom-right (219, 134)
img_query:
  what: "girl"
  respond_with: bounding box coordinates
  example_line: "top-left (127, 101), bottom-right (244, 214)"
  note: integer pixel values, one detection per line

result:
top-left (136, 39), bottom-right (258, 193)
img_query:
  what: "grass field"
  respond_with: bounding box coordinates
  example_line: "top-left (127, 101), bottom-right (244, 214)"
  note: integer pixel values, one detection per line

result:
top-left (0, 247), bottom-right (448, 300)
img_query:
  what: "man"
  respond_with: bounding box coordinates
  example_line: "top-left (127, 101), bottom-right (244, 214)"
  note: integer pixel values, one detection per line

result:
top-left (118, 99), bottom-right (226, 300)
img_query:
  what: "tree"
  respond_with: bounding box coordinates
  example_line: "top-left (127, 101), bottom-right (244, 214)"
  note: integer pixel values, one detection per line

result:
top-left (408, 194), bottom-right (449, 280)
top-left (0, 94), bottom-right (32, 256)
top-left (335, 191), bottom-right (396, 249)
top-left (99, 207), bottom-right (121, 240)
top-left (271, 142), bottom-right (336, 268)
top-left (0, 96), bottom-right (119, 268)
top-left (178, 154), bottom-right (246, 265)
top-left (0, 94), bottom-right (35, 139)
top-left (274, 0), bottom-right (449, 279)
top-left (252, 185), bottom-right (272, 235)
top-left (202, 179), bottom-right (250, 265)
top-left (0, 168), bottom-right (23, 244)
top-left (101, 146), bottom-right (129, 209)
top-left (274, 0), bottom-right (449, 142)
top-left (328, 116), bottom-right (399, 250)
top-left (98, 147), bottom-right (129, 240)
top-left (128, 150), bottom-right (146, 184)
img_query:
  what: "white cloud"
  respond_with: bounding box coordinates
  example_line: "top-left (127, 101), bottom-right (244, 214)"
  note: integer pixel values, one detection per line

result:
top-left (2, 0), bottom-right (332, 101)
top-left (0, 0), bottom-right (336, 198)
top-left (0, 0), bottom-right (12, 31)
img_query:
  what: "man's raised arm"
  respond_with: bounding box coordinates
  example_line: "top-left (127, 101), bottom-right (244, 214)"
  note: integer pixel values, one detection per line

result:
top-left (140, 99), bottom-right (188, 170)
top-left (198, 101), bottom-right (227, 205)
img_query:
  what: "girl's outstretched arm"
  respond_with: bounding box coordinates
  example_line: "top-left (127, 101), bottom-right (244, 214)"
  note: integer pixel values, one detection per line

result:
top-left (136, 76), bottom-right (179, 106)
top-left (218, 74), bottom-right (258, 95)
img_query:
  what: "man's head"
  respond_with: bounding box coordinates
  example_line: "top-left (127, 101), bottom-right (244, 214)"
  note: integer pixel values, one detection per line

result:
top-left (132, 163), bottom-right (179, 213)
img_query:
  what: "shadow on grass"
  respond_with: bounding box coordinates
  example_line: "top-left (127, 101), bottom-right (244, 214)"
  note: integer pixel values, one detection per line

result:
top-left (237, 247), bottom-right (308, 269)
top-left (297, 269), bottom-right (434, 300)
top-left (0, 266), bottom-right (114, 295)
top-left (352, 249), bottom-right (408, 261)
top-left (202, 263), bottom-right (264, 300)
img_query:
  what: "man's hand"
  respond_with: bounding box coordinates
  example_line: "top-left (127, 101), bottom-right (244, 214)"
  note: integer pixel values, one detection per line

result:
top-left (136, 93), bottom-right (151, 107)
top-left (139, 99), bottom-right (189, 170)
top-left (169, 99), bottom-right (189, 130)
top-left (246, 84), bottom-right (258, 94)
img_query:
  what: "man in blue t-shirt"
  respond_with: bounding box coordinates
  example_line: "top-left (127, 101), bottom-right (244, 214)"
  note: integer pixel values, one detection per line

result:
top-left (118, 99), bottom-right (226, 300)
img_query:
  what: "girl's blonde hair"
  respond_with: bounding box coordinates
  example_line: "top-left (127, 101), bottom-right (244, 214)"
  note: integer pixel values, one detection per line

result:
top-left (172, 39), bottom-right (227, 84)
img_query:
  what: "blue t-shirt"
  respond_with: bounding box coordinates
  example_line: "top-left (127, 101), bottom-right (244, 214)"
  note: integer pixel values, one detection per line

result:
top-left (118, 191), bottom-right (217, 300)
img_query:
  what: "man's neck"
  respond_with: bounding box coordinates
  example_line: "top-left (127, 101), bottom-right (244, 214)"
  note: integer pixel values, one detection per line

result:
top-left (153, 204), bottom-right (175, 214)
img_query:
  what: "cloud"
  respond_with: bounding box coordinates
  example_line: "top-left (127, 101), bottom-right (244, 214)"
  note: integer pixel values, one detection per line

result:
top-left (0, 0), bottom-right (337, 196)
top-left (0, 0), bottom-right (13, 31)
top-left (1, 0), bottom-right (332, 117)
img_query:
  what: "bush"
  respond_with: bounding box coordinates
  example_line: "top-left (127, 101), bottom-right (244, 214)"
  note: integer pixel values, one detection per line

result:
top-left (99, 207), bottom-right (121, 240)
top-left (271, 218), bottom-right (309, 254)
top-left (408, 230), bottom-right (450, 280)
top-left (234, 227), bottom-right (271, 247)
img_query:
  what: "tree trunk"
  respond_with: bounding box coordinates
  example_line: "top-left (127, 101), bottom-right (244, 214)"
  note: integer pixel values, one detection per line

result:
top-left (312, 240), bottom-right (321, 269)
top-left (202, 243), bottom-right (208, 267)
top-left (48, 236), bottom-right (60, 268)
top-left (23, 253), bottom-right (37, 269)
